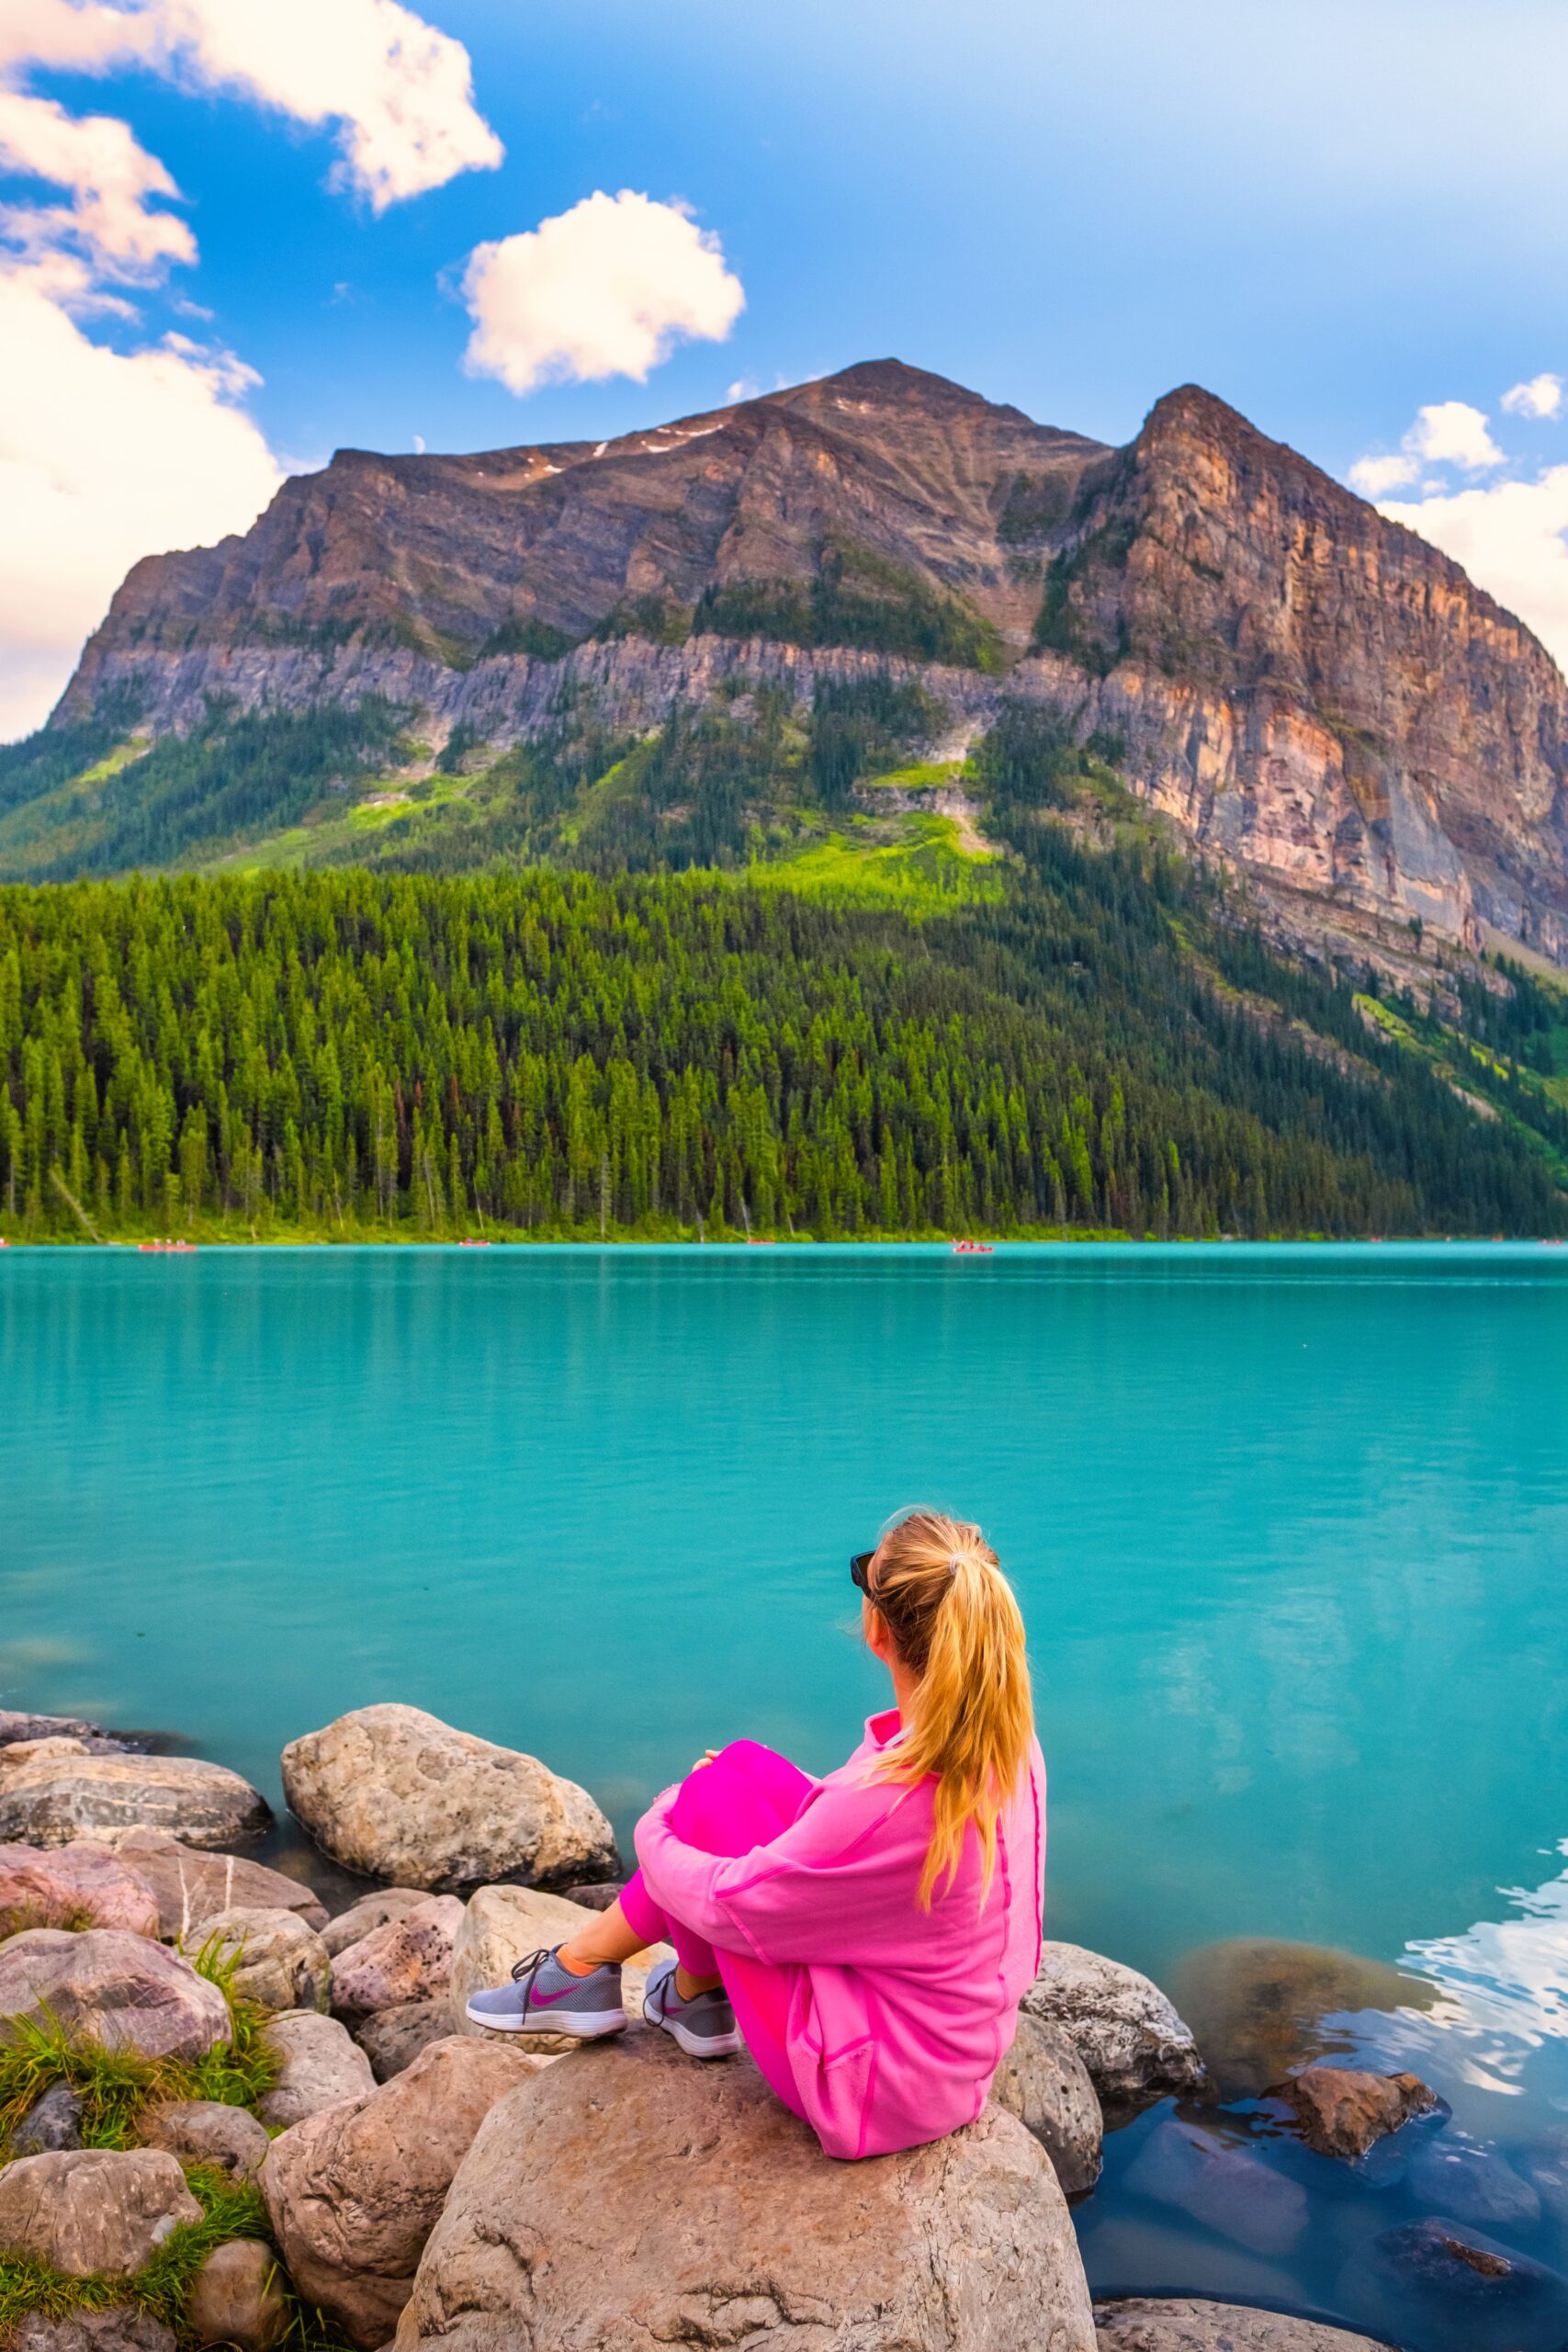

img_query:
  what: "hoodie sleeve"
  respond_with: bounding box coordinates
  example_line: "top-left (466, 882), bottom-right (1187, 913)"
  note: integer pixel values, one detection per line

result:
top-left (633, 1772), bottom-right (927, 1967)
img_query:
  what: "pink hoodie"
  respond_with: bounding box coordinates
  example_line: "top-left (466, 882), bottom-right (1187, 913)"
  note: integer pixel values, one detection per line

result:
top-left (633, 1709), bottom-right (1047, 2161)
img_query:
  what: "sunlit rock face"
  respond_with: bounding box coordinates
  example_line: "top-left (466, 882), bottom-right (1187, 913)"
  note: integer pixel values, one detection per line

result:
top-left (51, 363), bottom-right (1568, 966)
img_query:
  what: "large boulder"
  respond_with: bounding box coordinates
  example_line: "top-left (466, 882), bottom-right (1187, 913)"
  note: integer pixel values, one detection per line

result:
top-left (355, 1999), bottom-right (456, 2082)
top-left (0, 1753), bottom-right (270, 1852)
top-left (449, 1883), bottom-right (669, 2051)
top-left (1172, 1939), bottom-right (1436, 2100)
top-left (397, 2027), bottom-right (1097, 2352)
top-left (1093, 2302), bottom-right (1388, 2349)
top-left (322, 1888), bottom-right (432, 1958)
top-left (100, 1829), bottom-right (328, 1940)
top-left (331, 1896), bottom-right (464, 2016)
top-left (991, 2011), bottom-right (1103, 2196)
top-left (203, 1905), bottom-right (333, 2013)
top-left (281, 1705), bottom-right (616, 1892)
top-left (1022, 1943), bottom-right (1204, 2120)
top-left (258, 2008), bottom-right (376, 2129)
top-left (138, 2098), bottom-right (273, 2183)
top-left (1269, 2064), bottom-right (1438, 2160)
top-left (0, 1841), bottom-right (160, 1937)
top-left (0, 2148), bottom-right (200, 2277)
top-left (186, 2239), bottom-right (292, 2352)
top-left (263, 2033), bottom-right (548, 2347)
top-left (0, 1928), bottom-right (230, 2062)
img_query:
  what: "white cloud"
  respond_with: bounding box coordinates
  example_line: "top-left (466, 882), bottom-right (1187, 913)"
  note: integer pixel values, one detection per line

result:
top-left (1407, 399), bottom-right (1504, 471)
top-left (1, 0), bottom-right (502, 210)
top-left (461, 189), bottom-right (745, 397)
top-left (1348, 450), bottom-right (1418, 498)
top-left (1378, 467), bottom-right (1568, 671)
top-left (0, 259), bottom-right (284, 737)
top-left (0, 0), bottom-right (500, 737)
top-left (1503, 372), bottom-right (1563, 422)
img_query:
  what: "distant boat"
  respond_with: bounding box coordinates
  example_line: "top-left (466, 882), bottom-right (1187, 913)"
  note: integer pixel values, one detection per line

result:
top-left (951, 1238), bottom-right (994, 1255)
top-left (746, 1237), bottom-right (775, 1245)
top-left (457, 1238), bottom-right (491, 1247)
top-left (139, 1239), bottom-right (196, 1254)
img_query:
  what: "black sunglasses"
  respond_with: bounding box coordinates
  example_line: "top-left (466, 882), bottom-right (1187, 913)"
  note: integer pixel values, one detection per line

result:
top-left (850, 1550), bottom-right (877, 1594)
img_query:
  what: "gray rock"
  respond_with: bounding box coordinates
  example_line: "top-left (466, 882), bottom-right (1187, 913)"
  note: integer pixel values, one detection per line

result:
top-left (1124, 2120), bottom-right (1309, 2259)
top-left (990, 2011), bottom-right (1102, 2196)
top-left (0, 1842), bottom-right (161, 1937)
top-left (0, 1754), bottom-right (270, 1852)
top-left (187, 2238), bottom-right (291, 2351)
top-left (355, 1999), bottom-right (455, 2082)
top-left (1171, 1939), bottom-right (1436, 2101)
top-left (0, 1928), bottom-right (231, 2062)
top-left (0, 1712), bottom-right (103, 1747)
top-left (1404, 2135), bottom-right (1542, 2231)
top-left (258, 2007), bottom-right (377, 2129)
top-left (1021, 1942), bottom-right (1205, 2120)
top-left (9, 2312), bottom-right (175, 2352)
top-left (6, 2081), bottom-right (85, 2155)
top-left (0, 2148), bottom-right (201, 2277)
top-left (330, 1897), bottom-right (463, 2017)
top-left (1342, 2216), bottom-right (1564, 2335)
top-left (102, 1830), bottom-right (328, 1940)
top-left (1093, 2301), bottom-right (1387, 2349)
top-left (138, 2098), bottom-right (272, 2183)
top-left (395, 2026), bottom-right (1097, 2352)
top-left (322, 1889), bottom-right (432, 1958)
top-left (203, 1905), bottom-right (333, 2013)
top-left (281, 1704), bottom-right (616, 1892)
top-left (262, 2034), bottom-right (549, 2348)
top-left (1516, 2131), bottom-right (1568, 2226)
top-left (558, 1879), bottom-right (626, 1911)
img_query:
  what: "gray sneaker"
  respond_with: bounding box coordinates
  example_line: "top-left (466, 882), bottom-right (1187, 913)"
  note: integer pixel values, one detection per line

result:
top-left (642, 1955), bottom-right (743, 2057)
top-left (465, 1945), bottom-right (626, 2038)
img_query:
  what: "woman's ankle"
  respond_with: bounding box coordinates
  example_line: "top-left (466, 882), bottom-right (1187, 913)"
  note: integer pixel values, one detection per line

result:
top-left (673, 1965), bottom-right (723, 2000)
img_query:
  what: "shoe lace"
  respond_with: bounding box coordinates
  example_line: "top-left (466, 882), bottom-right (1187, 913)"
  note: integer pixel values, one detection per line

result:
top-left (508, 1945), bottom-right (557, 2002)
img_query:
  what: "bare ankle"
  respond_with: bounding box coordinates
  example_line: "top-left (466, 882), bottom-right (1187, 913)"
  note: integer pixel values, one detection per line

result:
top-left (673, 1966), bottom-right (722, 2000)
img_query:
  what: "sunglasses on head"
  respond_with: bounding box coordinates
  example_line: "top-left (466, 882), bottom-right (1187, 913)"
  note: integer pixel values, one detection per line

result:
top-left (850, 1550), bottom-right (877, 1594)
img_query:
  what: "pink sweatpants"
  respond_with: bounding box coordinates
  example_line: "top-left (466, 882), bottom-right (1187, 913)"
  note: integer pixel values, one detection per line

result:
top-left (620, 1739), bottom-right (811, 2119)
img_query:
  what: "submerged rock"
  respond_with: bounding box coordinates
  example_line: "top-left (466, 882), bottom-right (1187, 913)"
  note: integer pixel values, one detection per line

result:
top-left (330, 1896), bottom-right (464, 2017)
top-left (1093, 2301), bottom-right (1387, 2349)
top-left (397, 2026), bottom-right (1096, 2352)
top-left (258, 2007), bottom-right (377, 2129)
top-left (1021, 1941), bottom-right (1204, 2120)
top-left (355, 1998), bottom-right (455, 2081)
top-left (1404, 2135), bottom-right (1542, 2231)
top-left (0, 1841), bottom-right (161, 1938)
top-left (1172, 1939), bottom-right (1436, 2100)
top-left (1342, 2216), bottom-right (1565, 2337)
top-left (0, 1928), bottom-right (230, 2062)
top-left (990, 2011), bottom-right (1103, 2195)
top-left (322, 1888), bottom-right (432, 1958)
top-left (186, 2238), bottom-right (292, 2352)
top-left (0, 1753), bottom-right (271, 1852)
top-left (281, 1704), bottom-right (617, 1892)
top-left (1124, 2119), bottom-right (1309, 2258)
top-left (103, 1829), bottom-right (328, 1940)
top-left (263, 2033), bottom-right (548, 2347)
top-left (1269, 2064), bottom-right (1438, 2159)
top-left (0, 2147), bottom-right (201, 2277)
top-left (203, 1905), bottom-right (333, 2013)
top-left (139, 2097), bottom-right (272, 2182)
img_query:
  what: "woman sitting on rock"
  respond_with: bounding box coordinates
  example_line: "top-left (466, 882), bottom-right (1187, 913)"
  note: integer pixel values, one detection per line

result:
top-left (467, 1507), bottom-right (1045, 2161)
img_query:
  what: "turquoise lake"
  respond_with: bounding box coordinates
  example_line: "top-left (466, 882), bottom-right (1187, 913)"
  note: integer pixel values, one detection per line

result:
top-left (4, 1242), bottom-right (1568, 2345)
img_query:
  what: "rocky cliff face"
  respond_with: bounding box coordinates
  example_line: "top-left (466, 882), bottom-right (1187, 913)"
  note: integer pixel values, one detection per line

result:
top-left (47, 363), bottom-right (1568, 966)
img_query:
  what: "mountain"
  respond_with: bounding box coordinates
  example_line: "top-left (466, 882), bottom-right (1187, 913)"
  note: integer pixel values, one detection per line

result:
top-left (11, 356), bottom-right (1567, 976)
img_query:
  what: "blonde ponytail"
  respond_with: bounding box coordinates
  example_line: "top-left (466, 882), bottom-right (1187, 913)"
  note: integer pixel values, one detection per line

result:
top-left (863, 1509), bottom-right (1033, 1909)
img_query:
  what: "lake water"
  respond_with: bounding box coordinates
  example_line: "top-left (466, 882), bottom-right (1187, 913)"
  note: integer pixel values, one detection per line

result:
top-left (4, 1242), bottom-right (1568, 2345)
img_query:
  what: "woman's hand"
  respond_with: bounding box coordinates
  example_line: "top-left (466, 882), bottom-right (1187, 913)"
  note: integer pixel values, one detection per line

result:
top-left (690, 1748), bottom-right (719, 1771)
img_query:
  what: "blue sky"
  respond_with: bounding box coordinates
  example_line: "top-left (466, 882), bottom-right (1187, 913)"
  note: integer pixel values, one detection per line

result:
top-left (5, 0), bottom-right (1568, 734)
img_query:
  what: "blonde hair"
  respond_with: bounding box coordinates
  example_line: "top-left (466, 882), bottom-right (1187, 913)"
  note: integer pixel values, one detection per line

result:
top-left (863, 1508), bottom-right (1033, 1909)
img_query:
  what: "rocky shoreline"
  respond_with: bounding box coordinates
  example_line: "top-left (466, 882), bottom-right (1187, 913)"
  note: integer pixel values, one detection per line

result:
top-left (0, 1703), bottom-right (1553, 2351)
